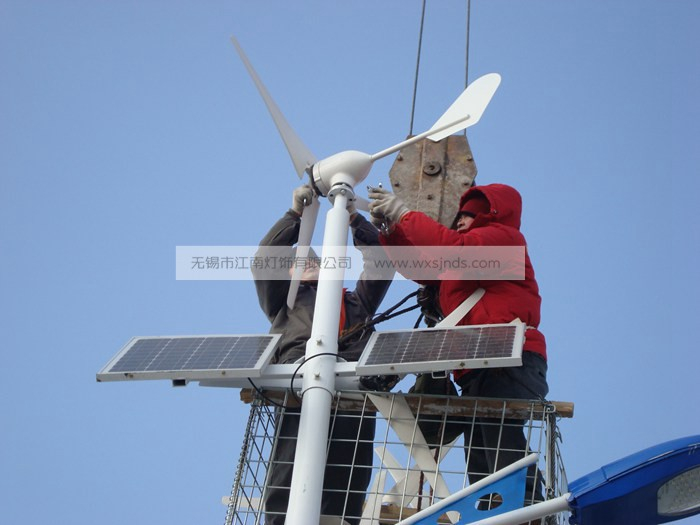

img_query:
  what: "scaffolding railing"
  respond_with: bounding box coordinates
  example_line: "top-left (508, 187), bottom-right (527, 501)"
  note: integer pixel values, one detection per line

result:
top-left (224, 390), bottom-right (573, 525)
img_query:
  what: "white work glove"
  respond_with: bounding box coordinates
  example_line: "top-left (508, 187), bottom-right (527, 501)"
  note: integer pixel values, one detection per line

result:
top-left (368, 186), bottom-right (410, 224)
top-left (347, 198), bottom-right (357, 218)
top-left (369, 212), bottom-right (386, 231)
top-left (291, 185), bottom-right (315, 215)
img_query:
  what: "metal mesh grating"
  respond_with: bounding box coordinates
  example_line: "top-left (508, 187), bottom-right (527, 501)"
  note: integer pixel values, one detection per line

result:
top-left (223, 390), bottom-right (571, 525)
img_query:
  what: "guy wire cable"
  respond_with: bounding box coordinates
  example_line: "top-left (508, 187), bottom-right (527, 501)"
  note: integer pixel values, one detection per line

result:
top-left (464, 0), bottom-right (472, 135)
top-left (410, 0), bottom-right (472, 137)
top-left (408, 0), bottom-right (427, 136)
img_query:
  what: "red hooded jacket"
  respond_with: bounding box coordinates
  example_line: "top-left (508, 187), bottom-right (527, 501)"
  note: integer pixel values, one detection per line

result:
top-left (381, 184), bottom-right (546, 380)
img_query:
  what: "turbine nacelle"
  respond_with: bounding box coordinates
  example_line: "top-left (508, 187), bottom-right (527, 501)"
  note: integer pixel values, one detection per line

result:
top-left (310, 150), bottom-right (373, 200)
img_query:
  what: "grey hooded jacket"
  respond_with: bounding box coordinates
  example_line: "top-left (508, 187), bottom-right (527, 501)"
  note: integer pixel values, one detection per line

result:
top-left (253, 210), bottom-right (393, 364)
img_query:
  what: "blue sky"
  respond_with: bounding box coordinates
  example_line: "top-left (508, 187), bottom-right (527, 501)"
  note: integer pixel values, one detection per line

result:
top-left (1, 1), bottom-right (699, 524)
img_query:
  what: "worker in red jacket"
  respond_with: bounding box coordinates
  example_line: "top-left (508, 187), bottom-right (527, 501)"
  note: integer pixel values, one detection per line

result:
top-left (369, 182), bottom-right (549, 507)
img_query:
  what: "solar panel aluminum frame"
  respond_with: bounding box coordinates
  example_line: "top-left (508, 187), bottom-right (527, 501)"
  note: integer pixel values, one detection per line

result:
top-left (96, 334), bottom-right (281, 383)
top-left (355, 322), bottom-right (525, 376)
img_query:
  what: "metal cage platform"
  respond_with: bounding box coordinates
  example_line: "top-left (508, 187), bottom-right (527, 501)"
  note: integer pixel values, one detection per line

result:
top-left (224, 390), bottom-right (573, 525)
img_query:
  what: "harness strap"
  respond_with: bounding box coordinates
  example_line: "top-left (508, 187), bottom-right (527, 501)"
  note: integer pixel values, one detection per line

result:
top-left (435, 288), bottom-right (485, 328)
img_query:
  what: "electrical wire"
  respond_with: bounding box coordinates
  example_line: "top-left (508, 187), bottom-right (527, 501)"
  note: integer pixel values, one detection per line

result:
top-left (247, 378), bottom-right (287, 408)
top-left (288, 290), bottom-right (424, 402)
top-left (337, 290), bottom-right (420, 346)
top-left (289, 352), bottom-right (341, 405)
top-left (414, 312), bottom-right (425, 329)
top-left (251, 291), bottom-right (421, 407)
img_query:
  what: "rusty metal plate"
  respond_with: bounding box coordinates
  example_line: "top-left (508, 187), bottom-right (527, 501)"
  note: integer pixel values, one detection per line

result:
top-left (389, 135), bottom-right (477, 227)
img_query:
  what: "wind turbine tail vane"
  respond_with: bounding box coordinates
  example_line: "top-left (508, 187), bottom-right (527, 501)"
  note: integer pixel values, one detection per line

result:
top-left (427, 72), bottom-right (501, 142)
top-left (370, 73), bottom-right (502, 163)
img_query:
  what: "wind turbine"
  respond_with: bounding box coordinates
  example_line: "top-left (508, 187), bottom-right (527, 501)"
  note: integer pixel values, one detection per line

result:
top-left (230, 36), bottom-right (500, 525)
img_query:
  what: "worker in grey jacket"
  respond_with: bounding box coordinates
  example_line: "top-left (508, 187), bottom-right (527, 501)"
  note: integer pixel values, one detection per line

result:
top-left (254, 185), bottom-right (393, 525)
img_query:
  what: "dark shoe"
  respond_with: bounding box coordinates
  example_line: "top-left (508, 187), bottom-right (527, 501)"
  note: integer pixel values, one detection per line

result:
top-left (359, 374), bottom-right (399, 392)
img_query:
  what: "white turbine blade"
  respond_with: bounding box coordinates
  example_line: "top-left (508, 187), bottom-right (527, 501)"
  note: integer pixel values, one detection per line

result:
top-left (427, 72), bottom-right (501, 142)
top-left (354, 195), bottom-right (370, 212)
top-left (230, 36), bottom-right (317, 178)
top-left (287, 198), bottom-right (320, 309)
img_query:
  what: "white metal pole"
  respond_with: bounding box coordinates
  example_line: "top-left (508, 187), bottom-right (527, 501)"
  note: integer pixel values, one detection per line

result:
top-left (395, 454), bottom-right (540, 525)
top-left (285, 190), bottom-right (350, 525)
top-left (465, 494), bottom-right (572, 525)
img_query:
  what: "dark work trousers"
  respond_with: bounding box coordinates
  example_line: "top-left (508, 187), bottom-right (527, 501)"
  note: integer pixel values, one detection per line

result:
top-left (263, 406), bottom-right (376, 525)
top-left (456, 352), bottom-right (549, 507)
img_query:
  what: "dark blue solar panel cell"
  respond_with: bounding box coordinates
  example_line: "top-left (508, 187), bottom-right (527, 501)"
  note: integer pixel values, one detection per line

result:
top-left (102, 335), bottom-right (279, 378)
top-left (358, 324), bottom-right (522, 374)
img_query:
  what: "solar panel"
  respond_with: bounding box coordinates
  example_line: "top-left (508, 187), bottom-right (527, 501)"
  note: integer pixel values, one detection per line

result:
top-left (356, 322), bottom-right (524, 376)
top-left (97, 334), bottom-right (281, 382)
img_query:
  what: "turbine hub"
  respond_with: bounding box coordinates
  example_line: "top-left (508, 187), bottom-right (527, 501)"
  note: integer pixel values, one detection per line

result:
top-left (311, 150), bottom-right (373, 196)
